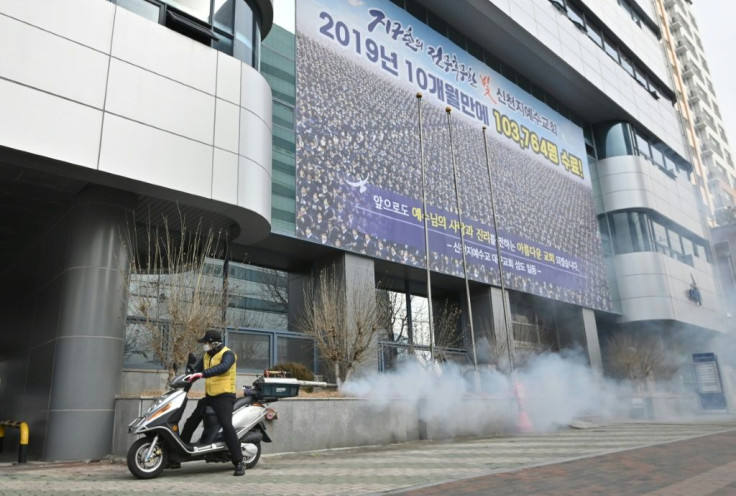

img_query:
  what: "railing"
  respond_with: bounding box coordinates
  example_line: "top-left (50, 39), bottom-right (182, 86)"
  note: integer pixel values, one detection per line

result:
top-left (377, 341), bottom-right (469, 372)
top-left (0, 420), bottom-right (29, 463)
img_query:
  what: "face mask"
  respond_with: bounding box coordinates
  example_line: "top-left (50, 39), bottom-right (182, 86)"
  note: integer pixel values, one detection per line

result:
top-left (202, 344), bottom-right (211, 352)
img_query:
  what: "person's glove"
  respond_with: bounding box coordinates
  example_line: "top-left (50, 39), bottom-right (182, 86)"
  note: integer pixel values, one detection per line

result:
top-left (186, 373), bottom-right (203, 382)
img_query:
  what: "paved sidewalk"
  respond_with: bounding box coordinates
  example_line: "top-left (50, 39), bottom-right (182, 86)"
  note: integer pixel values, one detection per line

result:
top-left (392, 426), bottom-right (736, 496)
top-left (0, 420), bottom-right (734, 495)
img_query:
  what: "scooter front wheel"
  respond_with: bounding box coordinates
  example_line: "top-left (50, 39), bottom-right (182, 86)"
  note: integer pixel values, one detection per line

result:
top-left (127, 437), bottom-right (167, 479)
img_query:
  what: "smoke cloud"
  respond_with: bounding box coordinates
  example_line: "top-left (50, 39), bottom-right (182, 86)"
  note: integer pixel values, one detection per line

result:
top-left (341, 351), bottom-right (695, 437)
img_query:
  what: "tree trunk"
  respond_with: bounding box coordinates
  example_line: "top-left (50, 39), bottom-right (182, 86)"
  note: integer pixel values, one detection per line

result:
top-left (334, 362), bottom-right (342, 387)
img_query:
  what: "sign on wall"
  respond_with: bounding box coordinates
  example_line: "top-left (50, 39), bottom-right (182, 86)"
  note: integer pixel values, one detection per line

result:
top-left (295, 0), bottom-right (613, 311)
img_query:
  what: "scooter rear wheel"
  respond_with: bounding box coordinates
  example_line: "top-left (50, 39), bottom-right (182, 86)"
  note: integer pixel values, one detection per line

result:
top-left (127, 437), bottom-right (167, 479)
top-left (243, 441), bottom-right (261, 469)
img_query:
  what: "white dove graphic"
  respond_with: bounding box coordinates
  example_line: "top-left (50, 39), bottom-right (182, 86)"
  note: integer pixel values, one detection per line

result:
top-left (346, 177), bottom-right (369, 193)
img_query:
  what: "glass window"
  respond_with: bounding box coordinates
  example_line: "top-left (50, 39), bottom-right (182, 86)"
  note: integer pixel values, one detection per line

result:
top-left (230, 332), bottom-right (271, 371)
top-left (611, 212), bottom-right (634, 253)
top-left (405, 0), bottom-right (427, 22)
top-left (277, 336), bottom-right (315, 370)
top-left (212, 32), bottom-right (233, 56)
top-left (114, 0), bottom-right (161, 22)
top-left (651, 145), bottom-right (665, 169)
top-left (635, 131), bottom-right (651, 159)
top-left (682, 237), bottom-right (695, 258)
top-left (447, 25), bottom-right (465, 48)
top-left (516, 73), bottom-right (532, 92)
top-left (634, 67), bottom-right (648, 88)
top-left (467, 40), bottom-right (484, 61)
top-left (651, 220), bottom-right (668, 254)
top-left (410, 296), bottom-right (431, 346)
top-left (549, 0), bottom-right (566, 12)
top-left (213, 0), bottom-right (234, 31)
top-left (669, 230), bottom-right (684, 255)
top-left (273, 101), bottom-right (295, 129)
top-left (261, 48), bottom-right (296, 104)
top-left (234, 0), bottom-right (255, 65)
top-left (620, 54), bottom-right (634, 77)
top-left (662, 153), bottom-right (675, 173)
top-left (598, 216), bottom-right (614, 257)
top-left (164, 0), bottom-right (211, 22)
top-left (273, 126), bottom-right (296, 155)
top-left (124, 320), bottom-right (159, 368)
top-left (567, 4), bottom-right (586, 29)
top-left (587, 23), bottom-right (603, 47)
top-left (603, 36), bottom-right (619, 62)
top-left (264, 23), bottom-right (295, 60)
top-left (484, 50), bottom-right (501, 71)
top-left (631, 212), bottom-right (651, 252)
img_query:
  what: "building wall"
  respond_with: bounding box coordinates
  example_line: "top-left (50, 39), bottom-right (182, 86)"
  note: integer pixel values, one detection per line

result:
top-left (485, 0), bottom-right (686, 157)
top-left (663, 0), bottom-right (736, 222)
top-left (0, 188), bottom-right (134, 459)
top-left (0, 0), bottom-right (275, 460)
top-left (596, 155), bottom-right (704, 237)
top-left (0, 0), bottom-right (273, 243)
top-left (595, 154), bottom-right (723, 330)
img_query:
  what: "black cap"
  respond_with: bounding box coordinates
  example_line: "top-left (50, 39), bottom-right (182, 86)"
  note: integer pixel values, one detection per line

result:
top-left (197, 330), bottom-right (222, 343)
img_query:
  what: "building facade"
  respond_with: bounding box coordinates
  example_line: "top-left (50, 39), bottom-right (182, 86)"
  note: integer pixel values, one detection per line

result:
top-left (657, 0), bottom-right (736, 225)
top-left (0, 0), bottom-right (728, 460)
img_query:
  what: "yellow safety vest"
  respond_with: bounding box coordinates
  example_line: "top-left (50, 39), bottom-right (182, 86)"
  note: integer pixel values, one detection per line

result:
top-left (204, 346), bottom-right (237, 396)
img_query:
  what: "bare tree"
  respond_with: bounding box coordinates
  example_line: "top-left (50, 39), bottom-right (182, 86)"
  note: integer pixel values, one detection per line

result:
top-left (123, 213), bottom-right (230, 381)
top-left (376, 288), bottom-right (409, 344)
top-left (475, 320), bottom-right (539, 374)
top-left (297, 265), bottom-right (383, 385)
top-left (604, 331), bottom-right (676, 390)
top-left (431, 300), bottom-right (463, 362)
top-left (259, 267), bottom-right (289, 313)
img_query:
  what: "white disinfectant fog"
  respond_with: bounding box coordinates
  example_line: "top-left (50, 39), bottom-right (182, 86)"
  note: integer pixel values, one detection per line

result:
top-left (341, 352), bottom-right (646, 435)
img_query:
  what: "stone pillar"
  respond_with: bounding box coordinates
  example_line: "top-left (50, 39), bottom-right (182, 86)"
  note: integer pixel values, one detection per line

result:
top-left (582, 308), bottom-right (603, 373)
top-left (43, 187), bottom-right (134, 460)
top-left (316, 253), bottom-right (377, 380)
top-left (555, 304), bottom-right (603, 373)
top-left (467, 286), bottom-right (514, 367)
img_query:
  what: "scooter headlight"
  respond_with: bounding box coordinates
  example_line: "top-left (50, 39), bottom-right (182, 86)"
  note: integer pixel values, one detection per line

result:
top-left (147, 403), bottom-right (173, 422)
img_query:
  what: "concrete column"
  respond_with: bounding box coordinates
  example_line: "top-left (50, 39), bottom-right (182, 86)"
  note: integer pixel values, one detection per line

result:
top-left (467, 286), bottom-right (514, 367)
top-left (582, 308), bottom-right (603, 373)
top-left (43, 187), bottom-right (134, 460)
top-left (490, 286), bottom-right (515, 369)
top-left (468, 287), bottom-right (492, 365)
top-left (316, 253), bottom-right (377, 379)
top-left (555, 304), bottom-right (603, 373)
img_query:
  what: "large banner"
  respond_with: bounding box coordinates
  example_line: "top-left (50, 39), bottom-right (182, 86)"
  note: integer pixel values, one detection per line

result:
top-left (295, 0), bottom-right (613, 311)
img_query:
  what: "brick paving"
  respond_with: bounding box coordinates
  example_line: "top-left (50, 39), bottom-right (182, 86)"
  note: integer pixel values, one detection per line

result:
top-left (393, 424), bottom-right (736, 496)
top-left (0, 420), bottom-right (734, 495)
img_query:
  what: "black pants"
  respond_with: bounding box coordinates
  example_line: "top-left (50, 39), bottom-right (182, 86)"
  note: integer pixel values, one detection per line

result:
top-left (181, 394), bottom-right (243, 464)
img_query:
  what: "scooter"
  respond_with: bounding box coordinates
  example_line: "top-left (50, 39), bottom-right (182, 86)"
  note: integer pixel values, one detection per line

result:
top-left (126, 355), bottom-right (321, 479)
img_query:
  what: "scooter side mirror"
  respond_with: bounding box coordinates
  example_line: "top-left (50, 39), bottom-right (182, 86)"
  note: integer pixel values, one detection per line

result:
top-left (186, 352), bottom-right (197, 374)
top-left (187, 353), bottom-right (197, 365)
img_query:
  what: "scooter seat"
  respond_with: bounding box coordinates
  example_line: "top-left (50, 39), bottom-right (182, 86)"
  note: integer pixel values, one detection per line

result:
top-left (234, 395), bottom-right (255, 409)
top-left (202, 395), bottom-right (254, 415)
